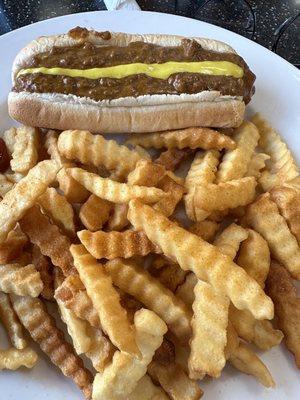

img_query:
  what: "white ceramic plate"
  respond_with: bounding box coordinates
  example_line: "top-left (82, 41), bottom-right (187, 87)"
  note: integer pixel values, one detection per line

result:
top-left (0, 10), bottom-right (299, 400)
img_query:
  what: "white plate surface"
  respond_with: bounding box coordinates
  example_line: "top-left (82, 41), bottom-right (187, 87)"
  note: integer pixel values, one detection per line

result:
top-left (0, 10), bottom-right (299, 400)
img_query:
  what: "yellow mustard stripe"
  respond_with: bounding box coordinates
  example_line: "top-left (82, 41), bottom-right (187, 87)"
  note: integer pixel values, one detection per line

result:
top-left (18, 61), bottom-right (243, 80)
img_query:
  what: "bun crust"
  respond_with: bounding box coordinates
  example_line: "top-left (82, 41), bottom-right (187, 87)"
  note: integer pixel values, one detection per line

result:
top-left (9, 29), bottom-right (245, 133)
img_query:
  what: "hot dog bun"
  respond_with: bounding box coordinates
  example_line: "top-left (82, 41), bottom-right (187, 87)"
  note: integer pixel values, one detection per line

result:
top-left (8, 29), bottom-right (247, 133)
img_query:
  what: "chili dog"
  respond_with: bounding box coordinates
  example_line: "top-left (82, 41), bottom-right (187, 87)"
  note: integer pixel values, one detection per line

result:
top-left (8, 27), bottom-right (255, 133)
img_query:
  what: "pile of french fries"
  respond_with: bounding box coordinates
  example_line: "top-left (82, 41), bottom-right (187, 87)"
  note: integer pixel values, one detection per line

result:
top-left (0, 114), bottom-right (299, 399)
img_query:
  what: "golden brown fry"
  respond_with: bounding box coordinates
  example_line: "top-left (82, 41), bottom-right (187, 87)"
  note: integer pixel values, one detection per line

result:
top-left (106, 258), bottom-right (192, 343)
top-left (216, 121), bottom-right (260, 183)
top-left (189, 280), bottom-right (229, 379)
top-left (92, 309), bottom-right (167, 400)
top-left (20, 205), bottom-right (76, 276)
top-left (79, 195), bottom-right (112, 232)
top-left (0, 225), bottom-right (27, 263)
top-left (270, 185), bottom-right (300, 245)
top-left (154, 175), bottom-right (185, 217)
top-left (10, 126), bottom-right (39, 173)
top-left (107, 203), bottom-right (129, 231)
top-left (246, 193), bottom-right (300, 279)
top-left (127, 159), bottom-right (165, 186)
top-left (127, 374), bottom-right (169, 400)
top-left (57, 167), bottom-right (90, 203)
top-left (224, 320), bottom-right (239, 360)
top-left (78, 229), bottom-right (161, 259)
top-left (266, 261), bottom-right (300, 368)
top-left (58, 130), bottom-right (143, 179)
top-left (126, 127), bottom-right (236, 150)
top-left (252, 113), bottom-right (299, 190)
top-left (148, 361), bottom-right (203, 400)
top-left (0, 160), bottom-right (59, 242)
top-left (32, 245), bottom-right (54, 300)
top-left (185, 151), bottom-right (220, 221)
top-left (229, 342), bottom-right (275, 388)
top-left (246, 153), bottom-right (270, 178)
top-left (71, 244), bottom-right (139, 356)
top-left (0, 347), bottom-right (38, 370)
top-left (155, 148), bottom-right (194, 171)
top-left (68, 168), bottom-right (166, 204)
top-left (45, 130), bottom-right (69, 166)
top-left (253, 320), bottom-right (284, 350)
top-left (0, 263), bottom-right (43, 297)
top-left (1, 127), bottom-right (17, 156)
top-left (188, 220), bottom-right (219, 242)
top-left (85, 325), bottom-right (115, 373)
top-left (149, 256), bottom-right (187, 292)
top-left (214, 223), bottom-right (248, 259)
top-left (0, 292), bottom-right (26, 349)
top-left (237, 229), bottom-right (270, 288)
top-left (54, 275), bottom-right (100, 328)
top-left (38, 188), bottom-right (75, 236)
top-left (175, 273), bottom-right (198, 309)
top-left (194, 177), bottom-right (256, 212)
top-left (128, 200), bottom-right (274, 320)
top-left (11, 295), bottom-right (93, 399)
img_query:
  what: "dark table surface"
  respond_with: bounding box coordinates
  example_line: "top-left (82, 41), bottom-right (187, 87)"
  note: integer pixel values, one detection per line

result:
top-left (0, 0), bottom-right (299, 67)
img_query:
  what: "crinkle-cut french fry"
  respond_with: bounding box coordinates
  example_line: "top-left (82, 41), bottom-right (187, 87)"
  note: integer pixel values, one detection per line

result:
top-left (224, 320), bottom-right (239, 360)
top-left (58, 130), bottom-right (143, 179)
top-left (185, 151), bottom-right (220, 191)
top-left (54, 275), bottom-right (101, 328)
top-left (0, 292), bottom-right (26, 349)
top-left (107, 203), bottom-right (129, 231)
top-left (127, 374), bottom-right (169, 400)
top-left (78, 229), bottom-right (161, 260)
top-left (105, 258), bottom-right (192, 343)
top-left (128, 200), bottom-right (274, 320)
top-left (71, 244), bottom-right (139, 356)
top-left (189, 280), bottom-right (229, 379)
top-left (57, 167), bottom-right (90, 203)
top-left (229, 305), bottom-right (283, 350)
top-left (11, 295), bottom-right (93, 399)
top-left (10, 126), bottom-right (39, 173)
top-left (0, 263), bottom-right (43, 297)
top-left (68, 168), bottom-right (167, 204)
top-left (270, 185), bottom-right (300, 245)
top-left (194, 177), bottom-right (256, 212)
top-left (246, 153), bottom-right (270, 178)
top-left (5, 172), bottom-right (24, 184)
top-left (45, 130), bottom-right (69, 166)
top-left (0, 347), bottom-right (38, 370)
top-left (229, 342), bottom-right (275, 388)
top-left (32, 245), bottom-right (54, 300)
top-left (127, 159), bottom-right (165, 187)
top-left (155, 148), bottom-right (194, 171)
top-left (20, 205), bottom-right (76, 276)
top-left (154, 175), bottom-right (185, 217)
top-left (246, 193), bottom-right (300, 279)
top-left (79, 195), bottom-right (112, 232)
top-left (284, 176), bottom-right (300, 191)
top-left (92, 309), bottom-right (167, 400)
top-left (188, 220), bottom-right (219, 242)
top-left (175, 273), bottom-right (198, 310)
top-left (237, 229), bottom-right (270, 288)
top-left (251, 113), bottom-right (299, 190)
top-left (266, 261), bottom-right (300, 368)
top-left (149, 256), bottom-right (187, 292)
top-left (214, 223), bottom-right (248, 259)
top-left (0, 174), bottom-right (14, 197)
top-left (85, 325), bottom-right (115, 373)
top-left (153, 338), bottom-right (175, 366)
top-left (0, 225), bottom-right (27, 264)
top-left (216, 121), bottom-right (260, 183)
top-left (1, 127), bottom-right (17, 156)
top-left (148, 361), bottom-right (203, 400)
top-left (184, 151), bottom-right (220, 221)
top-left (38, 187), bottom-right (75, 236)
top-left (126, 127), bottom-right (236, 151)
top-left (0, 160), bottom-right (60, 242)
